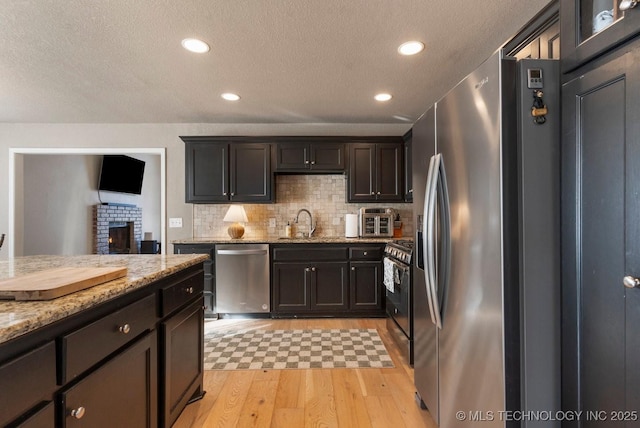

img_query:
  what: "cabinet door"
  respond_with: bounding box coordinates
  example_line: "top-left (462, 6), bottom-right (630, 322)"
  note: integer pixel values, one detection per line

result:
top-left (561, 0), bottom-right (640, 72)
top-left (311, 262), bottom-right (349, 311)
top-left (376, 143), bottom-right (404, 201)
top-left (160, 300), bottom-right (204, 428)
top-left (184, 142), bottom-right (228, 203)
top-left (347, 144), bottom-right (376, 202)
top-left (562, 43), bottom-right (640, 423)
top-left (60, 331), bottom-right (157, 428)
top-left (272, 263), bottom-right (311, 312)
top-left (275, 143), bottom-right (309, 170)
top-left (174, 245), bottom-right (216, 318)
top-left (310, 143), bottom-right (345, 171)
top-left (403, 132), bottom-right (413, 201)
top-left (230, 143), bottom-right (272, 202)
top-left (349, 261), bottom-right (383, 311)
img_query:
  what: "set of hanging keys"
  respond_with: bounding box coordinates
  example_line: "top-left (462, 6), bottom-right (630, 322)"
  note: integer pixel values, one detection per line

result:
top-left (531, 90), bottom-right (548, 124)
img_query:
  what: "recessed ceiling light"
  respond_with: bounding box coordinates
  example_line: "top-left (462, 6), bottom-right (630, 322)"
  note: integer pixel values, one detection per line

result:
top-left (398, 41), bottom-right (425, 56)
top-left (374, 93), bottom-right (392, 102)
top-left (181, 38), bottom-right (210, 53)
top-left (221, 93), bottom-right (241, 101)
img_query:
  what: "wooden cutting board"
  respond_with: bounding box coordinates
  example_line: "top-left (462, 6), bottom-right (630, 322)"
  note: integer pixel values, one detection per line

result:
top-left (0, 266), bottom-right (128, 301)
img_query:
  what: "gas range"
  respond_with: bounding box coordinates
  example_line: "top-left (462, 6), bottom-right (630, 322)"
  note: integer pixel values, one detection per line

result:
top-left (384, 238), bottom-right (414, 365)
top-left (384, 239), bottom-right (414, 265)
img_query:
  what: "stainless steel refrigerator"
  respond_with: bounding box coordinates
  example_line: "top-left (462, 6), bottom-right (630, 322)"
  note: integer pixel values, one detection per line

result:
top-left (412, 51), bottom-right (561, 428)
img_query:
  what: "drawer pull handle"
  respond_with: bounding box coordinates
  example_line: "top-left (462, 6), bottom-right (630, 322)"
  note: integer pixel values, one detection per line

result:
top-left (118, 324), bottom-right (131, 334)
top-left (363, 251), bottom-right (368, 255)
top-left (70, 406), bottom-right (86, 419)
top-left (186, 286), bottom-right (194, 294)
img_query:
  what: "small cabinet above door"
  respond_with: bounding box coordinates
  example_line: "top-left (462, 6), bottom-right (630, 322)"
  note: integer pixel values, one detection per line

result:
top-left (561, 0), bottom-right (640, 72)
top-left (275, 140), bottom-right (345, 172)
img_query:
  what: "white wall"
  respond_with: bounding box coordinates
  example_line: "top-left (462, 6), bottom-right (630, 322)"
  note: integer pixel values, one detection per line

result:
top-left (0, 123), bottom-right (409, 260)
top-left (20, 153), bottom-right (160, 256)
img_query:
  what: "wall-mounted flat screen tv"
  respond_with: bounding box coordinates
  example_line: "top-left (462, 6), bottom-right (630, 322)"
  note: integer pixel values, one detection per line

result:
top-left (98, 155), bottom-right (146, 195)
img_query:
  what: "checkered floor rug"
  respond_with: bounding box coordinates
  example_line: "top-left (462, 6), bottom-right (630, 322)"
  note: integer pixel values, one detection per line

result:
top-left (204, 329), bottom-right (394, 370)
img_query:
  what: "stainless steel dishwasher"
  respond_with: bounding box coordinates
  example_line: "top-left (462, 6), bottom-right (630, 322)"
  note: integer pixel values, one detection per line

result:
top-left (214, 244), bottom-right (270, 316)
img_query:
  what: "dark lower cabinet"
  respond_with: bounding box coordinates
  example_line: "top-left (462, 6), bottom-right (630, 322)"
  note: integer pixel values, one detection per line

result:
top-left (60, 331), bottom-right (157, 428)
top-left (0, 342), bottom-right (56, 427)
top-left (174, 244), bottom-right (216, 318)
top-left (272, 244), bottom-right (385, 317)
top-left (0, 263), bottom-right (205, 428)
top-left (350, 261), bottom-right (383, 311)
top-left (272, 261), bottom-right (348, 313)
top-left (311, 262), bottom-right (349, 311)
top-left (160, 300), bottom-right (204, 428)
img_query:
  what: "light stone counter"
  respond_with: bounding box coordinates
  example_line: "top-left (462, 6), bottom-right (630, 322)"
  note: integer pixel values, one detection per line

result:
top-left (0, 254), bottom-right (208, 344)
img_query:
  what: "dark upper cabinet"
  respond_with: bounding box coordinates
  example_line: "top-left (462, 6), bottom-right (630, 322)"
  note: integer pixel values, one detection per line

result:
top-left (348, 138), bottom-right (404, 202)
top-left (403, 130), bottom-right (413, 202)
top-left (561, 0), bottom-right (640, 72)
top-left (229, 143), bottom-right (272, 202)
top-left (275, 141), bottom-right (345, 172)
top-left (182, 137), bottom-right (272, 203)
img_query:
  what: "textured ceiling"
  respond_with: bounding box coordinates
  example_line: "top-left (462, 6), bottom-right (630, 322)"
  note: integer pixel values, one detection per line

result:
top-left (0, 0), bottom-right (552, 127)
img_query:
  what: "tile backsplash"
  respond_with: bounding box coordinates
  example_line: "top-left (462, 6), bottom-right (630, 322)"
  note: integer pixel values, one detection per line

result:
top-left (193, 175), bottom-right (414, 239)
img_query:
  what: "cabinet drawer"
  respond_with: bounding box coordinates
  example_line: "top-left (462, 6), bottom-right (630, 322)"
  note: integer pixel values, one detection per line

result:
top-left (349, 247), bottom-right (382, 260)
top-left (160, 270), bottom-right (204, 317)
top-left (0, 342), bottom-right (56, 427)
top-left (272, 247), bottom-right (348, 262)
top-left (60, 294), bottom-right (156, 383)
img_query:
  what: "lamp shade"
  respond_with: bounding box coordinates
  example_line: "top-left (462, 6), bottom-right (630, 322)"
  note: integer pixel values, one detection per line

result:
top-left (223, 205), bottom-right (248, 223)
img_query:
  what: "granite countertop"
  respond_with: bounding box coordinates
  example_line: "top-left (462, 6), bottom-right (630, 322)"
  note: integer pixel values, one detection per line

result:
top-left (0, 254), bottom-right (208, 345)
top-left (173, 236), bottom-right (403, 245)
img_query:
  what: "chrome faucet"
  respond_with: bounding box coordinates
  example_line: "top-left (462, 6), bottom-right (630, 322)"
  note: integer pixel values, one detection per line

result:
top-left (295, 209), bottom-right (316, 238)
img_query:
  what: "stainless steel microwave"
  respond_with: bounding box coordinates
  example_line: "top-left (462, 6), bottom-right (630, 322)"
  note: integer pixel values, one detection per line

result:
top-left (359, 207), bottom-right (394, 237)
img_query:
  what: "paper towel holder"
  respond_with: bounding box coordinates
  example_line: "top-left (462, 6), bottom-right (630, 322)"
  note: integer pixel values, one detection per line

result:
top-left (345, 214), bottom-right (359, 238)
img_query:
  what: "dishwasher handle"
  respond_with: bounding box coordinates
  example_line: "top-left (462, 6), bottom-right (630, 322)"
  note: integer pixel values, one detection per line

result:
top-left (216, 249), bottom-right (268, 256)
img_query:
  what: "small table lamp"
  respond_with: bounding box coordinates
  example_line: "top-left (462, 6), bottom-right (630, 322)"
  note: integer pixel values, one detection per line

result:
top-left (223, 205), bottom-right (248, 239)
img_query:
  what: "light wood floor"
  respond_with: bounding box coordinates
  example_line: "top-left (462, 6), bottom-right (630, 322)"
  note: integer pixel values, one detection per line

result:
top-left (173, 317), bottom-right (437, 428)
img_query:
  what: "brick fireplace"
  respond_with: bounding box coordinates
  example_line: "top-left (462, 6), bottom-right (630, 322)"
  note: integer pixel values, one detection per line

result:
top-left (93, 204), bottom-right (142, 254)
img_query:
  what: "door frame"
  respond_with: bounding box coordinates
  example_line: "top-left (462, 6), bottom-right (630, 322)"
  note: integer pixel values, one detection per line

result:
top-left (8, 147), bottom-right (166, 258)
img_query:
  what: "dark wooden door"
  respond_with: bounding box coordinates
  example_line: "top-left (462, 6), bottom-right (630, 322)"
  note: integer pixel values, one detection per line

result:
top-left (310, 143), bottom-right (345, 170)
top-left (184, 142), bottom-right (227, 203)
top-left (272, 263), bottom-right (311, 312)
top-left (348, 143), bottom-right (375, 202)
top-left (349, 261), bottom-right (382, 311)
top-left (311, 262), bottom-right (349, 311)
top-left (275, 143), bottom-right (309, 170)
top-left (403, 131), bottom-right (413, 201)
top-left (376, 143), bottom-right (403, 201)
top-left (230, 143), bottom-right (271, 202)
top-left (562, 43), bottom-right (640, 426)
top-left (60, 332), bottom-right (157, 428)
top-left (160, 300), bottom-right (204, 428)
top-left (174, 245), bottom-right (216, 318)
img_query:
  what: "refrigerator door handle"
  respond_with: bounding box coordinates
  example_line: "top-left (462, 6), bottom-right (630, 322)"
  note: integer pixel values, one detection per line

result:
top-left (423, 155), bottom-right (438, 326)
top-left (427, 154), bottom-right (443, 329)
